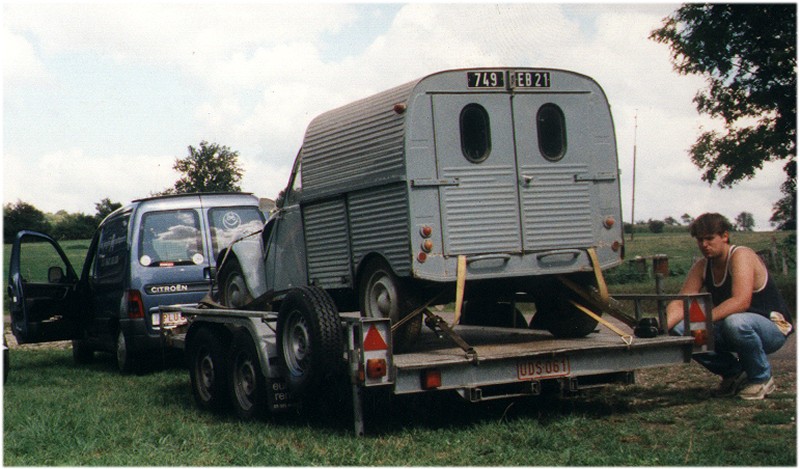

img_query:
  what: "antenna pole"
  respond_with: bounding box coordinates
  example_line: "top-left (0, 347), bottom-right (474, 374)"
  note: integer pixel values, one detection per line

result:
top-left (630, 111), bottom-right (638, 241)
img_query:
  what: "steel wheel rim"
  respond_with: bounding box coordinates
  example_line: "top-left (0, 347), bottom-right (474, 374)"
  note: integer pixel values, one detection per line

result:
top-left (282, 310), bottom-right (310, 377)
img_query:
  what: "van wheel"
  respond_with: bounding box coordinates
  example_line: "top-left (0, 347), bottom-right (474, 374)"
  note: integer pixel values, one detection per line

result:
top-left (189, 327), bottom-right (229, 412)
top-left (228, 330), bottom-right (266, 420)
top-left (359, 258), bottom-right (422, 350)
top-left (72, 339), bottom-right (94, 364)
top-left (219, 259), bottom-right (253, 308)
top-left (277, 287), bottom-right (343, 395)
top-left (116, 330), bottom-right (136, 373)
top-left (531, 277), bottom-right (599, 338)
top-left (461, 300), bottom-right (527, 329)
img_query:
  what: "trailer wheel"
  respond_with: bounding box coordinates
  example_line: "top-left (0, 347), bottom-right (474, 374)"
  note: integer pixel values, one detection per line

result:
top-left (461, 300), bottom-right (527, 329)
top-left (228, 329), bottom-right (266, 420)
top-left (219, 258), bottom-right (253, 309)
top-left (359, 258), bottom-right (422, 350)
top-left (277, 286), bottom-right (343, 395)
top-left (188, 327), bottom-right (229, 412)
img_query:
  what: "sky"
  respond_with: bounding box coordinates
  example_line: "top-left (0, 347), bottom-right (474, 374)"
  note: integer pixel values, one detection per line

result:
top-left (3, 2), bottom-right (789, 231)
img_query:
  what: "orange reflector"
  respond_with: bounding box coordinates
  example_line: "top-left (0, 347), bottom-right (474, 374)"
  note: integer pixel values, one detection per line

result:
top-left (366, 358), bottom-right (387, 379)
top-left (421, 369), bottom-right (441, 390)
top-left (363, 325), bottom-right (388, 351)
top-left (692, 329), bottom-right (708, 346)
top-left (689, 300), bottom-right (706, 322)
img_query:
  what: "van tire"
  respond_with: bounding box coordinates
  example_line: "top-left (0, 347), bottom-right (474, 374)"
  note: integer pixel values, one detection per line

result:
top-left (188, 326), bottom-right (230, 412)
top-left (228, 330), bottom-right (266, 420)
top-left (72, 339), bottom-right (94, 364)
top-left (219, 258), bottom-right (253, 309)
top-left (530, 277), bottom-right (599, 338)
top-left (359, 258), bottom-right (422, 350)
top-left (461, 300), bottom-right (527, 329)
top-left (277, 287), bottom-right (343, 395)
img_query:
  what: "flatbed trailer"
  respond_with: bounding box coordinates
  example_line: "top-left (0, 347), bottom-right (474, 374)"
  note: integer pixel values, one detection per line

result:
top-left (160, 292), bottom-right (711, 436)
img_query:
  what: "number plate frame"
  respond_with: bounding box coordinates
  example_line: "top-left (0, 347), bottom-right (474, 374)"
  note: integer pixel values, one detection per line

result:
top-left (517, 357), bottom-right (571, 380)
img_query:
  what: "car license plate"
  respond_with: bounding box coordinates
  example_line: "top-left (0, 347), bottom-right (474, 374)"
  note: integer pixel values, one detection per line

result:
top-left (154, 312), bottom-right (186, 327)
top-left (517, 357), bottom-right (571, 380)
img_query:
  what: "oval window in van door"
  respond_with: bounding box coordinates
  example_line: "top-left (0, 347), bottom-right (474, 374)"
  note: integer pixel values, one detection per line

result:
top-left (460, 103), bottom-right (492, 163)
top-left (537, 103), bottom-right (567, 161)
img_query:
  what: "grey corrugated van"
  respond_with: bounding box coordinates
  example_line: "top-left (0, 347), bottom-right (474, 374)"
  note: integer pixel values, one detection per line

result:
top-left (8, 192), bottom-right (267, 372)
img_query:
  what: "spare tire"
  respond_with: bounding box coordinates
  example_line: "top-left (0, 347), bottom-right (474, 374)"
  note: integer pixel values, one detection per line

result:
top-left (277, 286), bottom-right (343, 395)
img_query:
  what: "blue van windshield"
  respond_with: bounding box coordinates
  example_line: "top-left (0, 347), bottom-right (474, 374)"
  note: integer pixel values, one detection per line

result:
top-left (139, 210), bottom-right (204, 267)
top-left (208, 206), bottom-right (265, 259)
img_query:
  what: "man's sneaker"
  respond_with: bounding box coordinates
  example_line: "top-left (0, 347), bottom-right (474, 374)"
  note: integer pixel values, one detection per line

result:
top-left (738, 377), bottom-right (776, 400)
top-left (712, 371), bottom-right (747, 397)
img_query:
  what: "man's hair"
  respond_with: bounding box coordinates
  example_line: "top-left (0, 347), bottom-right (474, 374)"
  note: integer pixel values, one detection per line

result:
top-left (689, 213), bottom-right (733, 238)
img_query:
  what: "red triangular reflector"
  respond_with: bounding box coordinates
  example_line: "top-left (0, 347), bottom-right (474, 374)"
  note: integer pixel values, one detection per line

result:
top-left (689, 300), bottom-right (706, 322)
top-left (363, 325), bottom-right (388, 351)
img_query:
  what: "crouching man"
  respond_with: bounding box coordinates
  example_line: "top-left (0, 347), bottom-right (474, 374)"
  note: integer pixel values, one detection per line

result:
top-left (666, 213), bottom-right (793, 400)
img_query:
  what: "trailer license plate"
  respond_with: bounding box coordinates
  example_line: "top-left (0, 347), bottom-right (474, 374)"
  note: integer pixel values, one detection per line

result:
top-left (517, 357), bottom-right (571, 380)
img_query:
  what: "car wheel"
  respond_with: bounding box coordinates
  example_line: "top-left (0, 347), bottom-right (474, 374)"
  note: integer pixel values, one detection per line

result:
top-left (219, 258), bottom-right (253, 309)
top-left (116, 330), bottom-right (136, 373)
top-left (359, 258), bottom-right (422, 350)
top-left (189, 327), bottom-right (229, 412)
top-left (228, 330), bottom-right (266, 420)
top-left (277, 286), bottom-right (343, 395)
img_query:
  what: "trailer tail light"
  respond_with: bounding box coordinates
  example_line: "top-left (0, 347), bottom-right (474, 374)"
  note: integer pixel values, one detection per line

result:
top-left (366, 358), bottom-right (387, 379)
top-left (126, 289), bottom-right (145, 319)
top-left (421, 369), bottom-right (441, 390)
top-left (354, 322), bottom-right (393, 386)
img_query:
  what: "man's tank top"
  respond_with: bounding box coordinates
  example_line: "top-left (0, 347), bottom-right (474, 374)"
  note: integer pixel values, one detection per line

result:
top-left (704, 245), bottom-right (791, 324)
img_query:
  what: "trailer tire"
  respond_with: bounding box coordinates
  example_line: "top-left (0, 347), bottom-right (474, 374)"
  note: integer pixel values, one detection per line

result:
top-left (228, 329), bottom-right (266, 420)
top-left (277, 286), bottom-right (343, 395)
top-left (218, 258), bottom-right (253, 309)
top-left (359, 258), bottom-right (422, 350)
top-left (188, 327), bottom-right (230, 412)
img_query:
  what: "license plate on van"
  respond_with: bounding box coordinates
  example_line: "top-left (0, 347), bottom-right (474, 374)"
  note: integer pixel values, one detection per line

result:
top-left (154, 312), bottom-right (187, 328)
top-left (517, 357), bottom-right (571, 380)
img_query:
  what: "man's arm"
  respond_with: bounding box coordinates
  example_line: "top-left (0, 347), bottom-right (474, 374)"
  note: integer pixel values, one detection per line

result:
top-left (666, 259), bottom-right (706, 329)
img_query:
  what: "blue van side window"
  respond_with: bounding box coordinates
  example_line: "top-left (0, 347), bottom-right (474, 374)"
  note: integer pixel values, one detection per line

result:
top-left (537, 103), bottom-right (567, 161)
top-left (139, 210), bottom-right (203, 267)
top-left (94, 216), bottom-right (129, 282)
top-left (460, 103), bottom-right (492, 163)
top-left (207, 206), bottom-right (266, 259)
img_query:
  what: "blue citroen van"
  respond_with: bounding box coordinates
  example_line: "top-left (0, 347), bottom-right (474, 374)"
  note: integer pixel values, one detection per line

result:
top-left (7, 193), bottom-right (267, 372)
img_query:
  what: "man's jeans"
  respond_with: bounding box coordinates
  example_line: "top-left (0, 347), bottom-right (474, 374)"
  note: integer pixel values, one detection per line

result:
top-left (673, 312), bottom-right (787, 383)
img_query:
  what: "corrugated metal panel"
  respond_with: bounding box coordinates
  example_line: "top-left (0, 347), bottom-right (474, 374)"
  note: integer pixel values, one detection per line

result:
top-left (304, 199), bottom-right (352, 288)
top-left (302, 81), bottom-right (418, 192)
top-left (441, 164), bottom-right (522, 254)
top-left (520, 164), bottom-right (594, 251)
top-left (349, 183), bottom-right (412, 276)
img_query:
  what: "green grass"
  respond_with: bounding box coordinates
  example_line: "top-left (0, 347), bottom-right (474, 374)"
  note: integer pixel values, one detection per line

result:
top-left (3, 348), bottom-right (795, 466)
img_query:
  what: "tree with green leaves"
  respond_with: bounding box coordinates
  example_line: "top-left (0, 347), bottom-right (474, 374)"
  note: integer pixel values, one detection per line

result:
top-left (651, 4), bottom-right (796, 230)
top-left (94, 197), bottom-right (122, 223)
top-left (168, 141), bottom-right (244, 194)
top-left (3, 200), bottom-right (51, 242)
top-left (734, 211), bottom-right (755, 232)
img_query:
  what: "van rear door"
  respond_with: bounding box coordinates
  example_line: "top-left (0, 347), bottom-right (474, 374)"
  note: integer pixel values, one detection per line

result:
top-left (432, 93), bottom-right (522, 256)
top-left (7, 231), bottom-right (80, 343)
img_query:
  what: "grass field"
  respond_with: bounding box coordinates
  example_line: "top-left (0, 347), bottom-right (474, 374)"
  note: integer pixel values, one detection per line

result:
top-left (3, 231), bottom-right (797, 465)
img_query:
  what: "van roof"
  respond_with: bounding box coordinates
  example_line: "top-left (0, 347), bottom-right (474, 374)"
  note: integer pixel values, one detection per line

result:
top-left (131, 192), bottom-right (254, 204)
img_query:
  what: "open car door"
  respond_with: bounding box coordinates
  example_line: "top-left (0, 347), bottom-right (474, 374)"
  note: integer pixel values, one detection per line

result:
top-left (7, 230), bottom-right (80, 344)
